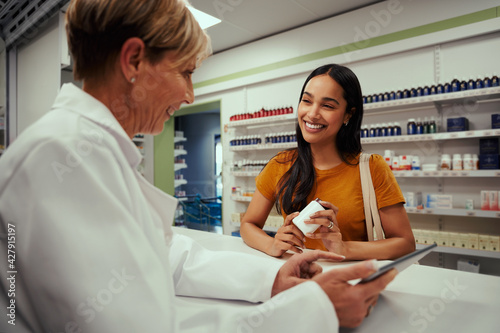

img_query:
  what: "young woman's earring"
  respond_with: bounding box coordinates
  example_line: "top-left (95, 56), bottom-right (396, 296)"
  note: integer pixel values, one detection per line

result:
top-left (130, 77), bottom-right (136, 83)
top-left (344, 120), bottom-right (349, 126)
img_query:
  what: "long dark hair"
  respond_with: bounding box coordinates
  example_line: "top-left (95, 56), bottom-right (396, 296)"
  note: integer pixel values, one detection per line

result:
top-left (275, 64), bottom-right (364, 215)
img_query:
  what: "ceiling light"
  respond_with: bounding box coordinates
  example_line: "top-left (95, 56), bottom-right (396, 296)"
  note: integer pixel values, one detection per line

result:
top-left (187, 5), bottom-right (221, 29)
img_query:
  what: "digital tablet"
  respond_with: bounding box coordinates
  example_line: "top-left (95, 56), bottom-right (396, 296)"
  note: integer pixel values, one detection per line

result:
top-left (358, 243), bottom-right (437, 284)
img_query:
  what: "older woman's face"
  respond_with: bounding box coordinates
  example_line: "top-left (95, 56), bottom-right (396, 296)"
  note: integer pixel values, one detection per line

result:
top-left (131, 53), bottom-right (195, 135)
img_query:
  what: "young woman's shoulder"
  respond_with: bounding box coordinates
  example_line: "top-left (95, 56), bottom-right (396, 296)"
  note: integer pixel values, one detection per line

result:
top-left (369, 153), bottom-right (386, 165)
top-left (366, 153), bottom-right (390, 170)
top-left (273, 149), bottom-right (297, 164)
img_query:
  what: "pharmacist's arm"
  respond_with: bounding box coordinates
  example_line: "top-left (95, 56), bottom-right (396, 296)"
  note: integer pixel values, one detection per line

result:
top-left (169, 233), bottom-right (282, 302)
top-left (240, 189), bottom-right (305, 257)
top-left (307, 203), bottom-right (416, 260)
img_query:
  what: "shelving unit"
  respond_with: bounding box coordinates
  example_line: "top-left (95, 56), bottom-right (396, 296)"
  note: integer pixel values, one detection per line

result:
top-left (174, 135), bottom-right (188, 196)
top-left (362, 85), bottom-right (500, 263)
top-left (230, 142), bottom-right (296, 151)
top-left (363, 86), bottom-right (500, 113)
top-left (416, 244), bottom-right (500, 260)
top-left (174, 163), bottom-right (188, 172)
top-left (227, 113), bottom-right (296, 128)
top-left (405, 207), bottom-right (500, 219)
top-left (361, 128), bottom-right (500, 144)
top-left (227, 113), bottom-right (297, 234)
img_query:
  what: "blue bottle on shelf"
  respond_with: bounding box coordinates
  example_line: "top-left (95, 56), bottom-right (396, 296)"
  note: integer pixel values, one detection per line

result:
top-left (451, 77), bottom-right (460, 92)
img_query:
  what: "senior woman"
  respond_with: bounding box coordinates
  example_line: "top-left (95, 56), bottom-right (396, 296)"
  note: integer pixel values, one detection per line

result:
top-left (0, 0), bottom-right (396, 332)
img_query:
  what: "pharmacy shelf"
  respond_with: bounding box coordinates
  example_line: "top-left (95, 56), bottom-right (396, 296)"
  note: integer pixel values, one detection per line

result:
top-left (394, 170), bottom-right (500, 177)
top-left (416, 244), bottom-right (500, 259)
top-left (230, 221), bottom-right (279, 233)
top-left (174, 136), bottom-right (187, 143)
top-left (228, 113), bottom-right (296, 128)
top-left (361, 128), bottom-right (500, 145)
top-left (232, 171), bottom-right (261, 177)
top-left (232, 169), bottom-right (500, 178)
top-left (174, 149), bottom-right (187, 157)
top-left (174, 163), bottom-right (188, 171)
top-left (174, 179), bottom-right (187, 188)
top-left (230, 142), bottom-right (297, 151)
top-left (231, 195), bottom-right (253, 202)
top-left (364, 86), bottom-right (500, 113)
top-left (406, 207), bottom-right (500, 219)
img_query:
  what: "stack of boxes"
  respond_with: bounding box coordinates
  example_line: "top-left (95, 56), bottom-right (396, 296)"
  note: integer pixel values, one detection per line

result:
top-left (479, 137), bottom-right (499, 169)
top-left (413, 229), bottom-right (499, 252)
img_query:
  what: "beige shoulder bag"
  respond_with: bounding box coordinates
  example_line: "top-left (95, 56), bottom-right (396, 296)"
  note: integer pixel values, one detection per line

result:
top-left (359, 153), bottom-right (385, 241)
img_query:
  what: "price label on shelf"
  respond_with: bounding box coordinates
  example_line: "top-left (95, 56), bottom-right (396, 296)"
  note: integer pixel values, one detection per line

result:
top-left (484, 131), bottom-right (492, 136)
top-left (425, 209), bottom-right (433, 214)
top-left (466, 211), bottom-right (476, 216)
top-left (495, 171), bottom-right (500, 177)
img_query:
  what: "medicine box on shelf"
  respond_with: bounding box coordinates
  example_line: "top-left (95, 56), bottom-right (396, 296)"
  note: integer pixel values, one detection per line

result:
top-left (446, 117), bottom-right (469, 132)
top-left (492, 114), bottom-right (500, 129)
top-left (479, 154), bottom-right (500, 169)
top-left (480, 138), bottom-right (499, 155)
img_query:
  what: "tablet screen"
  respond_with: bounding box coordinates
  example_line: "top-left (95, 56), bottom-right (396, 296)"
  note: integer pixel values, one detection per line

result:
top-left (359, 243), bottom-right (437, 284)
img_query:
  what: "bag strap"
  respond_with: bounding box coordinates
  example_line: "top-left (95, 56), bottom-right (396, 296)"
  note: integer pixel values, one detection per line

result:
top-left (359, 153), bottom-right (384, 241)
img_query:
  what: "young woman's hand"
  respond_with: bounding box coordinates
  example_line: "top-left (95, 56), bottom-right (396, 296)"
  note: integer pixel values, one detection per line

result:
top-left (303, 200), bottom-right (346, 256)
top-left (266, 212), bottom-right (305, 257)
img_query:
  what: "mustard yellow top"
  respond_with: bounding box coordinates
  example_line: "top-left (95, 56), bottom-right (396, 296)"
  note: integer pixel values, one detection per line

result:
top-left (255, 150), bottom-right (405, 251)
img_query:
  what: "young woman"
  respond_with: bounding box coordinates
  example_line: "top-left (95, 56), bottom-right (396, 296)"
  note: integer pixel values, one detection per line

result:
top-left (241, 64), bottom-right (415, 259)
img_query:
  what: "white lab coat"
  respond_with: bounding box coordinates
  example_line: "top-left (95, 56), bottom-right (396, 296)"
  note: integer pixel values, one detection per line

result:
top-left (0, 83), bottom-right (338, 333)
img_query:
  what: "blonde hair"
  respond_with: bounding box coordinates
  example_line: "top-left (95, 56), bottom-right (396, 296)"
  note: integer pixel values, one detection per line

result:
top-left (66, 0), bottom-right (211, 81)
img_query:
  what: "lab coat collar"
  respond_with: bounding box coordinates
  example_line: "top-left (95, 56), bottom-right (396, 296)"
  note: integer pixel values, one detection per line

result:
top-left (53, 83), bottom-right (142, 168)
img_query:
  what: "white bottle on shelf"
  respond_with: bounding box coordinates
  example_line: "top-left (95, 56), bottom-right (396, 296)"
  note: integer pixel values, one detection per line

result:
top-left (452, 154), bottom-right (463, 170)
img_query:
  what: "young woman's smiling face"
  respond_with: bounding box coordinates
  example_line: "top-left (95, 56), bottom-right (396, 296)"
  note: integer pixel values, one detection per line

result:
top-left (298, 74), bottom-right (351, 147)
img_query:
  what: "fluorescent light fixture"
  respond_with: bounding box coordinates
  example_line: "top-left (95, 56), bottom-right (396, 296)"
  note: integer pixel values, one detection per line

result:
top-left (187, 5), bottom-right (221, 29)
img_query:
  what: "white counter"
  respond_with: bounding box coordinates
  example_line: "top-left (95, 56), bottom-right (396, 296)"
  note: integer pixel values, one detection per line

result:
top-left (173, 227), bottom-right (500, 333)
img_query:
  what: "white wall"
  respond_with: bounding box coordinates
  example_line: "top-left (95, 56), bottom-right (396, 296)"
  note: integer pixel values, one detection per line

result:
top-left (17, 14), bottom-right (60, 134)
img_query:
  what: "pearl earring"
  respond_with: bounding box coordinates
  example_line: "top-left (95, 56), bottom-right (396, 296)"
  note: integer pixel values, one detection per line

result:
top-left (130, 77), bottom-right (136, 83)
top-left (344, 120), bottom-right (349, 126)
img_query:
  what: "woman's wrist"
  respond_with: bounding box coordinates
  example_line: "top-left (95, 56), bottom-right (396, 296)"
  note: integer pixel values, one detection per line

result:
top-left (340, 241), bottom-right (351, 260)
